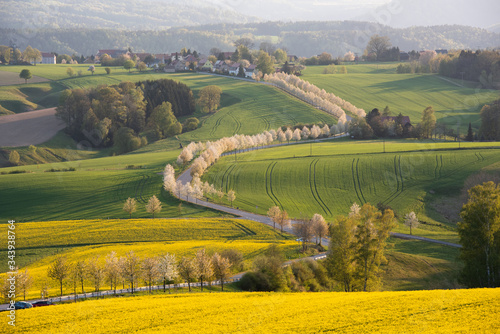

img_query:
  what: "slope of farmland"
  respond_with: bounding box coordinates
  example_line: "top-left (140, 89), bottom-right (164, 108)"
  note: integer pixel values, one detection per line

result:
top-left (203, 140), bottom-right (500, 242)
top-left (13, 288), bottom-right (500, 333)
top-left (301, 64), bottom-right (497, 133)
top-left (0, 218), bottom-right (297, 300)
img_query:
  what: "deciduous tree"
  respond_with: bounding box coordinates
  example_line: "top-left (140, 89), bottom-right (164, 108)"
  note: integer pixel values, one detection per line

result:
top-left (404, 211), bottom-right (419, 235)
top-left (104, 251), bottom-right (121, 294)
top-left (327, 216), bottom-right (357, 292)
top-left (421, 106), bottom-right (436, 139)
top-left (458, 181), bottom-right (500, 288)
top-left (124, 59), bottom-right (135, 72)
top-left (267, 206), bottom-right (281, 230)
top-left (311, 213), bottom-right (328, 246)
top-left (195, 249), bottom-right (213, 292)
top-left (19, 69), bottom-right (31, 84)
top-left (227, 190), bottom-right (236, 207)
top-left (87, 256), bottom-right (104, 294)
top-left (121, 251), bottom-right (141, 294)
top-left (8, 150), bottom-right (20, 165)
top-left (17, 269), bottom-right (33, 301)
top-left (146, 195), bottom-right (162, 218)
top-left (47, 256), bottom-right (69, 297)
top-left (141, 257), bottom-right (159, 293)
top-left (197, 85), bottom-right (222, 113)
top-left (158, 253), bottom-right (178, 293)
top-left (123, 197), bottom-right (137, 218)
top-left (212, 253), bottom-right (231, 291)
top-left (178, 256), bottom-right (198, 292)
top-left (365, 35), bottom-right (391, 61)
top-left (256, 50), bottom-right (275, 76)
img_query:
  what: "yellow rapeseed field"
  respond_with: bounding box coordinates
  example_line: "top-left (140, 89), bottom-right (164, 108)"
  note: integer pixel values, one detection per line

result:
top-left (11, 288), bottom-right (500, 333)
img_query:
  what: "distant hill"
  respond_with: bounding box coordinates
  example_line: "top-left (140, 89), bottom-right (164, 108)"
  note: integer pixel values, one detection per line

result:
top-left (357, 0), bottom-right (500, 30)
top-left (2, 21), bottom-right (498, 58)
top-left (0, 0), bottom-right (259, 30)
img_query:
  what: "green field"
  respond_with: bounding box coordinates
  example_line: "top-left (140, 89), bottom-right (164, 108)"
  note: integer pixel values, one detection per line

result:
top-left (301, 64), bottom-right (497, 132)
top-left (13, 288), bottom-right (500, 333)
top-left (203, 139), bottom-right (500, 242)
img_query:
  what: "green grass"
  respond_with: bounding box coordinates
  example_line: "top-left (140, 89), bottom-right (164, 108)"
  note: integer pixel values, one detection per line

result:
top-left (0, 149), bottom-right (232, 221)
top-left (301, 64), bottom-right (498, 132)
top-left (202, 139), bottom-right (500, 242)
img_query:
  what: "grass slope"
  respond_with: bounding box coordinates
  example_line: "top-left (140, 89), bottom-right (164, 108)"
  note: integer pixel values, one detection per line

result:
top-left (301, 64), bottom-right (497, 132)
top-left (13, 288), bottom-right (500, 333)
top-left (203, 139), bottom-right (500, 242)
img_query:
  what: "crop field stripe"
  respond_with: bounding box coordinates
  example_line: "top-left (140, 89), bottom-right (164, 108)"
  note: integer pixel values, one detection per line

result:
top-left (224, 164), bottom-right (237, 192)
top-left (209, 113), bottom-right (224, 137)
top-left (269, 161), bottom-right (284, 209)
top-left (356, 158), bottom-right (367, 204)
top-left (233, 222), bottom-right (257, 236)
top-left (351, 158), bottom-right (363, 205)
top-left (308, 159), bottom-right (329, 215)
top-left (394, 155), bottom-right (400, 191)
top-left (439, 155), bottom-right (443, 179)
top-left (220, 164), bottom-right (235, 192)
top-left (228, 110), bottom-right (242, 135)
top-left (434, 155), bottom-right (439, 180)
top-left (314, 159), bottom-right (332, 215)
top-left (265, 162), bottom-right (279, 207)
top-left (399, 156), bottom-right (404, 192)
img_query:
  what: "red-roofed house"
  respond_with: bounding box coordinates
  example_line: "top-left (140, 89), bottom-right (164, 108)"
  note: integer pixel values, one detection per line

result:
top-left (40, 52), bottom-right (56, 64)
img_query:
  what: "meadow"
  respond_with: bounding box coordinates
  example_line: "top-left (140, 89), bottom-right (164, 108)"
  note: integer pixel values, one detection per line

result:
top-left (203, 139), bottom-right (500, 242)
top-left (301, 64), bottom-right (498, 133)
top-left (12, 288), bottom-right (500, 333)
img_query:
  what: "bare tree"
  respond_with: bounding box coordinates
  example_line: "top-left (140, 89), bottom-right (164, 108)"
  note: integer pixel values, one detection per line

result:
top-left (123, 197), bottom-right (137, 218)
top-left (277, 210), bottom-right (291, 233)
top-left (72, 260), bottom-right (87, 294)
top-left (121, 251), bottom-right (141, 294)
top-left (404, 212), bottom-right (419, 235)
top-left (212, 253), bottom-right (231, 291)
top-left (195, 249), bottom-right (213, 292)
top-left (311, 213), bottom-right (329, 246)
top-left (105, 251), bottom-right (121, 294)
top-left (87, 256), bottom-right (104, 295)
top-left (16, 269), bottom-right (33, 301)
top-left (158, 253), bottom-right (178, 293)
top-left (293, 219), bottom-right (314, 252)
top-left (141, 257), bottom-right (159, 293)
top-left (146, 195), bottom-right (162, 218)
top-left (47, 256), bottom-right (70, 297)
top-left (267, 206), bottom-right (281, 230)
top-left (365, 35), bottom-right (391, 61)
top-left (178, 257), bottom-right (198, 292)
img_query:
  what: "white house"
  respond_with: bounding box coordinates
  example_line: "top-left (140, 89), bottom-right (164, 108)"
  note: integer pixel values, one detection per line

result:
top-left (40, 52), bottom-right (56, 64)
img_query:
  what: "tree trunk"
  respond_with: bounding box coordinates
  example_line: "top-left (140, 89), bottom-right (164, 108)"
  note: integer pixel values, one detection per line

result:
top-left (200, 278), bottom-right (204, 292)
top-left (221, 279), bottom-right (224, 292)
top-left (60, 281), bottom-right (63, 297)
top-left (188, 281), bottom-right (191, 292)
top-left (163, 278), bottom-right (166, 293)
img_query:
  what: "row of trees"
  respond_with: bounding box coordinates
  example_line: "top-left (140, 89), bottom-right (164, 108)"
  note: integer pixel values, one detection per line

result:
top-left (2, 248), bottom-right (242, 302)
top-left (56, 79), bottom-right (194, 152)
top-left (0, 45), bottom-right (42, 65)
top-left (263, 72), bottom-right (366, 124)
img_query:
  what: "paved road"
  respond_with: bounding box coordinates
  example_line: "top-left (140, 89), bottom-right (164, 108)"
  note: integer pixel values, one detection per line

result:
top-left (175, 137), bottom-right (462, 249)
top-left (0, 108), bottom-right (65, 147)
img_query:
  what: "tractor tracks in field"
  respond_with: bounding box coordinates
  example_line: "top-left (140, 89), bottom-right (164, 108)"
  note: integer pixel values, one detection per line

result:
top-left (383, 155), bottom-right (404, 206)
top-left (309, 159), bottom-right (331, 216)
top-left (265, 161), bottom-right (283, 209)
top-left (351, 158), bottom-right (366, 205)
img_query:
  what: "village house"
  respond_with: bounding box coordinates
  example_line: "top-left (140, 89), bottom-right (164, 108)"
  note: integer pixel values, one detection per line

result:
top-left (40, 52), bottom-right (56, 64)
top-left (228, 62), bottom-right (241, 75)
top-left (244, 64), bottom-right (257, 78)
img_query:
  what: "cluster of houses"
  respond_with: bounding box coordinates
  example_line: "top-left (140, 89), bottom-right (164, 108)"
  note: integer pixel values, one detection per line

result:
top-left (96, 49), bottom-right (259, 77)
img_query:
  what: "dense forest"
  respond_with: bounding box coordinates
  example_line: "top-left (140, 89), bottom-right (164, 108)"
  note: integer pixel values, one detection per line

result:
top-left (1, 22), bottom-right (499, 57)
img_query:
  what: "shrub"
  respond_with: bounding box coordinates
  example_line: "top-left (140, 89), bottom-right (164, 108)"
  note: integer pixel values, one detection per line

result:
top-left (239, 271), bottom-right (272, 291)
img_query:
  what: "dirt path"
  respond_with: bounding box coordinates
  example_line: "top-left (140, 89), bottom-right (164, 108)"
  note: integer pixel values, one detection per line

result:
top-left (0, 108), bottom-right (66, 147)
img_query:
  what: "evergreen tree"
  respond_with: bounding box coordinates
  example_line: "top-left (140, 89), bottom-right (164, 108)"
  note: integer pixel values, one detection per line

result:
top-left (466, 122), bottom-right (474, 141)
